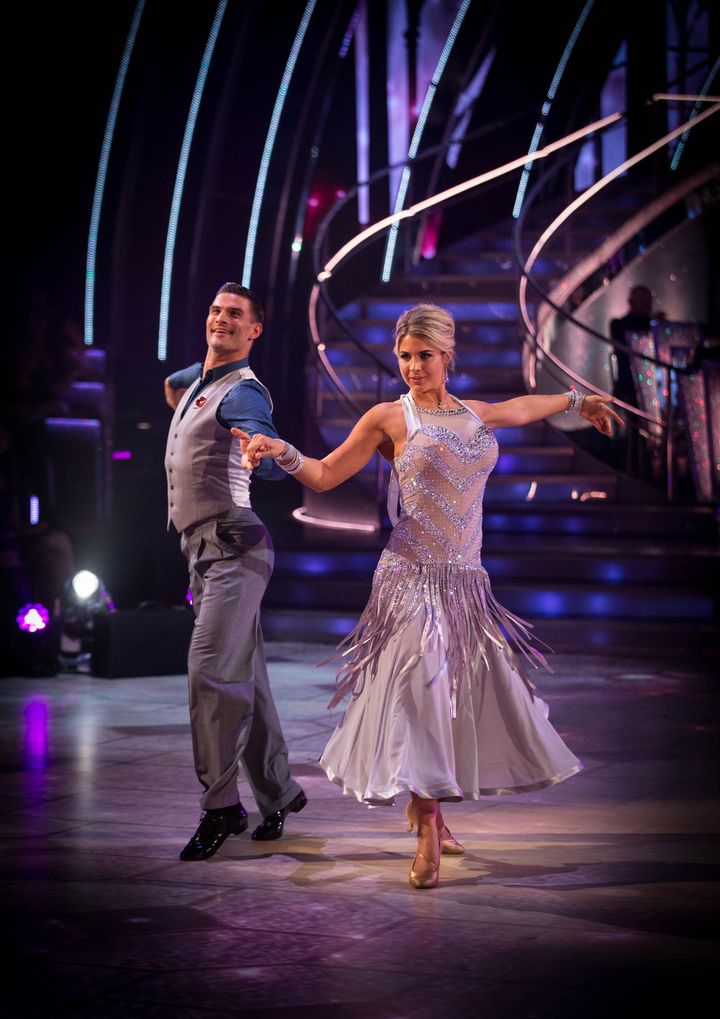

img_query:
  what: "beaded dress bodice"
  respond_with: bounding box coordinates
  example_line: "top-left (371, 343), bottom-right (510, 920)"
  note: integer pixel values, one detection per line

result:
top-left (386, 397), bottom-right (498, 567)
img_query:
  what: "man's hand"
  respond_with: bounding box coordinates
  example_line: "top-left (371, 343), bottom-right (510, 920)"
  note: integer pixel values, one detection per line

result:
top-left (231, 428), bottom-right (285, 469)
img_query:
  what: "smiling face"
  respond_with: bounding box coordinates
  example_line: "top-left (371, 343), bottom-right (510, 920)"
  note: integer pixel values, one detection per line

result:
top-left (396, 335), bottom-right (449, 397)
top-left (205, 292), bottom-right (263, 365)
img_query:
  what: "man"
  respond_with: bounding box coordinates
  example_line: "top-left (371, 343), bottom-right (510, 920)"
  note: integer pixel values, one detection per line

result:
top-left (165, 282), bottom-right (305, 861)
top-left (609, 285), bottom-right (654, 408)
top-left (609, 284), bottom-right (654, 474)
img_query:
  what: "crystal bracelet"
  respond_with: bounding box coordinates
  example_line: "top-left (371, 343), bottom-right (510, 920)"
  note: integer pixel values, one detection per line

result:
top-left (274, 442), bottom-right (305, 475)
top-left (563, 389), bottom-right (585, 417)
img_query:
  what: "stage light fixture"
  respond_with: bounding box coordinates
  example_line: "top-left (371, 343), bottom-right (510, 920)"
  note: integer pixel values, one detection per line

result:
top-left (11, 604), bottom-right (58, 677)
top-left (59, 572), bottom-right (114, 661)
top-left (16, 604), bottom-right (50, 634)
top-left (71, 570), bottom-right (101, 600)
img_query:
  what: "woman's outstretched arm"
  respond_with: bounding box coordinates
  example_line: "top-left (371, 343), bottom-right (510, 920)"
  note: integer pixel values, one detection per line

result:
top-left (232, 403), bottom-right (393, 492)
top-left (475, 392), bottom-right (623, 435)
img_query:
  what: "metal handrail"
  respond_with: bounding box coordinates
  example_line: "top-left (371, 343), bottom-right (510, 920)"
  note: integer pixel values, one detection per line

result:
top-left (309, 109), bottom-right (535, 409)
top-left (512, 102), bottom-right (720, 428)
top-left (514, 152), bottom-right (719, 391)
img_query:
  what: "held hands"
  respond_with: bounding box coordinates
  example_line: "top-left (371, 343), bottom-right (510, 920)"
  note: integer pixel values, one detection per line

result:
top-left (579, 395), bottom-right (623, 436)
top-left (231, 428), bottom-right (285, 469)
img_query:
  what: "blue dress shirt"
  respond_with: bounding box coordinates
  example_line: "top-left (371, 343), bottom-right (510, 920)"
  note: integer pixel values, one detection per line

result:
top-left (167, 358), bottom-right (285, 481)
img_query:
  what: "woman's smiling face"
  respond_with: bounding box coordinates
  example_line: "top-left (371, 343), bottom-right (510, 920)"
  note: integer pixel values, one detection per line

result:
top-left (396, 335), bottom-right (449, 396)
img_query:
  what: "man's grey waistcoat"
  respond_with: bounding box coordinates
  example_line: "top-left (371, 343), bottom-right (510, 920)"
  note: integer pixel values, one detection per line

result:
top-left (165, 366), bottom-right (272, 532)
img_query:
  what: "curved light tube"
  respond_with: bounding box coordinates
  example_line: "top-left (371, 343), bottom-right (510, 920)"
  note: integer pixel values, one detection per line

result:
top-left (381, 0), bottom-right (472, 281)
top-left (512, 0), bottom-right (595, 219)
top-left (157, 1), bottom-right (228, 362)
top-left (242, 0), bottom-right (317, 288)
top-left (292, 507), bottom-right (378, 532)
top-left (84, 0), bottom-right (146, 346)
top-left (318, 111), bottom-right (622, 281)
top-left (668, 59), bottom-right (720, 170)
top-left (518, 102), bottom-right (720, 419)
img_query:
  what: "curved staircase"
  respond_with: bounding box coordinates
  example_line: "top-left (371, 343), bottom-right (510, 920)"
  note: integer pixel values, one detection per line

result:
top-left (260, 220), bottom-right (718, 658)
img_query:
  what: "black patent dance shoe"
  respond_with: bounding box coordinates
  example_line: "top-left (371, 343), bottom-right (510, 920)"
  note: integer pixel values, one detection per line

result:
top-left (251, 790), bottom-right (307, 841)
top-left (179, 802), bottom-right (248, 861)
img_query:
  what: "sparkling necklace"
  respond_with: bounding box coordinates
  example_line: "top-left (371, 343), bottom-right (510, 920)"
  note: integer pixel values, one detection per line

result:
top-left (411, 394), bottom-right (466, 416)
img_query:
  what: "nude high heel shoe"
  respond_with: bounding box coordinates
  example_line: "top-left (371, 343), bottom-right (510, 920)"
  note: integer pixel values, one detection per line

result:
top-left (405, 801), bottom-right (465, 856)
top-left (409, 847), bottom-right (440, 890)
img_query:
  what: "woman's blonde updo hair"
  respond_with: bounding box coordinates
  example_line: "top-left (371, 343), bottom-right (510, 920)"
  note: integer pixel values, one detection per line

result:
top-left (393, 303), bottom-right (456, 371)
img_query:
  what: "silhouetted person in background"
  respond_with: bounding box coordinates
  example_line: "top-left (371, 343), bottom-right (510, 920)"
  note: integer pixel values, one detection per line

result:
top-left (609, 285), bottom-right (655, 475)
top-left (610, 285), bottom-right (653, 408)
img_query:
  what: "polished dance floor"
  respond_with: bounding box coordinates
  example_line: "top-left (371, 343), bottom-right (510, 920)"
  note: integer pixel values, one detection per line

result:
top-left (3, 643), bottom-right (719, 1018)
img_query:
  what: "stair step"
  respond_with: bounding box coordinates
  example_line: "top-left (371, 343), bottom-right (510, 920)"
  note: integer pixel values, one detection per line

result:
top-left (327, 320), bottom-right (523, 347)
top-left (261, 609), bottom-right (718, 658)
top-left (484, 475), bottom-right (617, 503)
top-left (328, 362), bottom-right (521, 390)
top-left (317, 419), bottom-right (551, 446)
top-left (326, 341), bottom-right (522, 367)
top-left (272, 545), bottom-right (714, 587)
top-left (354, 300), bottom-right (521, 321)
top-left (483, 503), bottom-right (717, 537)
top-left (265, 575), bottom-right (714, 621)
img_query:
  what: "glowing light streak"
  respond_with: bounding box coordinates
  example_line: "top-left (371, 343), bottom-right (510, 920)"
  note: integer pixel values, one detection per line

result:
top-left (29, 495), bottom-right (39, 526)
top-left (355, 7), bottom-right (370, 224)
top-left (242, 0), bottom-right (317, 288)
top-left (517, 102), bottom-right (720, 421)
top-left (158, 1), bottom-right (228, 362)
top-left (292, 507), bottom-right (378, 532)
top-left (320, 112), bottom-right (622, 280)
top-left (513, 0), bottom-right (594, 218)
top-left (308, 284), bottom-right (362, 414)
top-left (381, 0), bottom-right (471, 281)
top-left (652, 92), bottom-right (720, 102)
top-left (667, 60), bottom-right (720, 170)
top-left (84, 0), bottom-right (146, 346)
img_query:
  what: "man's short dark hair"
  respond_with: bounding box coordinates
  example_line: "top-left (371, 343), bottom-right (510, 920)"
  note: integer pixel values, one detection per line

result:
top-left (215, 282), bottom-right (264, 325)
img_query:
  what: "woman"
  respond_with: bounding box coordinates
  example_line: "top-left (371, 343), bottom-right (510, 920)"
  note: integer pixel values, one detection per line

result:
top-left (235, 304), bottom-right (621, 889)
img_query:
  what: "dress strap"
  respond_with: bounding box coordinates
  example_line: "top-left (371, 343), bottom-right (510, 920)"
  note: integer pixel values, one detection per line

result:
top-left (387, 394), bottom-right (419, 527)
top-left (399, 392), bottom-right (422, 433)
top-left (451, 396), bottom-right (486, 426)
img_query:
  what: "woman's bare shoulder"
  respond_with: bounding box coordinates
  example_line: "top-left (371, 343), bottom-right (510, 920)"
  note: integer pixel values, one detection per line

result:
top-left (362, 400), bottom-right (404, 424)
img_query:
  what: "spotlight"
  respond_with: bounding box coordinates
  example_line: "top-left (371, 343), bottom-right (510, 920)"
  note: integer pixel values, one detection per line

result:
top-left (11, 604), bottom-right (58, 677)
top-left (16, 604), bottom-right (50, 634)
top-left (59, 571), bottom-right (114, 665)
top-left (71, 570), bottom-right (101, 599)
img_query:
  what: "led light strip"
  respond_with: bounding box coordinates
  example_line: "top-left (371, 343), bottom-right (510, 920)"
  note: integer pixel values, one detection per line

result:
top-left (157, 0), bottom-right (228, 362)
top-left (318, 111), bottom-right (622, 282)
top-left (381, 0), bottom-right (472, 282)
top-left (668, 59), bottom-right (720, 170)
top-left (292, 507), bottom-right (378, 532)
top-left (84, 0), bottom-right (146, 346)
top-left (241, 0), bottom-right (317, 288)
top-left (512, 0), bottom-right (594, 219)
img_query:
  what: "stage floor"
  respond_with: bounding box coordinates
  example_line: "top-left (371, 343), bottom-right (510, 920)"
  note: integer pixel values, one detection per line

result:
top-left (2, 643), bottom-right (718, 1018)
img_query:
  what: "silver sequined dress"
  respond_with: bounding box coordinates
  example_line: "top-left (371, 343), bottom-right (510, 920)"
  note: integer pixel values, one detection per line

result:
top-left (320, 394), bottom-right (582, 803)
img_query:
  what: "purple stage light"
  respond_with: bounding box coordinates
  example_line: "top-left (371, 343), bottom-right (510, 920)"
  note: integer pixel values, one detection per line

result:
top-left (16, 604), bottom-right (50, 634)
top-left (186, 587), bottom-right (193, 606)
top-left (112, 450), bottom-right (132, 460)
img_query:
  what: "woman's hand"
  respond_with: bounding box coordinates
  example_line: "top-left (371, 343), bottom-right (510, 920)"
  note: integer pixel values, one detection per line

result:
top-left (580, 395), bottom-right (623, 436)
top-left (231, 428), bottom-right (286, 469)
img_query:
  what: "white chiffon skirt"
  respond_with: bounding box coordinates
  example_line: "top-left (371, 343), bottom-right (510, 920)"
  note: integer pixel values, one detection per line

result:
top-left (320, 609), bottom-right (582, 805)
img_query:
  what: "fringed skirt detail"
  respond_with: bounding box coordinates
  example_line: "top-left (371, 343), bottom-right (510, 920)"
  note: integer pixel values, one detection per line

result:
top-left (319, 551), bottom-right (582, 805)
